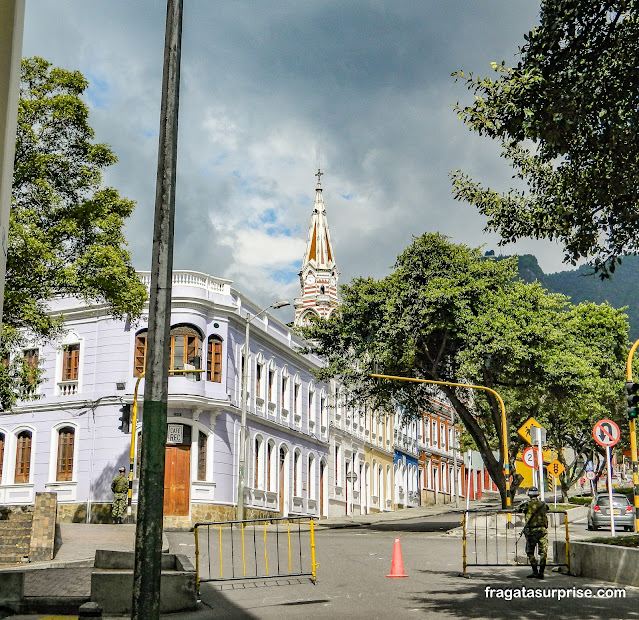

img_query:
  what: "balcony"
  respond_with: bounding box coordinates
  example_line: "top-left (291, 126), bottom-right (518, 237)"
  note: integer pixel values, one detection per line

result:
top-left (58, 381), bottom-right (78, 396)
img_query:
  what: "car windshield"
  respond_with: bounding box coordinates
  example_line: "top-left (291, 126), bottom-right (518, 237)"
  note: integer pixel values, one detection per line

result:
top-left (597, 496), bottom-right (630, 506)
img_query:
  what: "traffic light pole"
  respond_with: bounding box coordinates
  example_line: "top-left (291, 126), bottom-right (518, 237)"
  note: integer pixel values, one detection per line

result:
top-left (371, 374), bottom-right (511, 511)
top-left (626, 339), bottom-right (639, 533)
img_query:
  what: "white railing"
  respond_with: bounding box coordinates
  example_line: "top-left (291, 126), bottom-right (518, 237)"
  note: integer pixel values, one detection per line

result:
top-left (137, 270), bottom-right (231, 295)
top-left (58, 381), bottom-right (78, 396)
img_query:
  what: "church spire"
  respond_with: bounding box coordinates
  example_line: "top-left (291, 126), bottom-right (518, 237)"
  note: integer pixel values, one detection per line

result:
top-left (294, 170), bottom-right (340, 325)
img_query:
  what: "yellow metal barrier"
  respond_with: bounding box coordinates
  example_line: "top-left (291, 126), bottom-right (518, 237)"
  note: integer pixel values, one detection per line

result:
top-left (194, 517), bottom-right (319, 588)
top-left (461, 509), bottom-right (570, 576)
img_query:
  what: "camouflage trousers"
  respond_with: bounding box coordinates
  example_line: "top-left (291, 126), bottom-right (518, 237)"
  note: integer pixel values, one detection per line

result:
top-left (112, 492), bottom-right (127, 520)
top-left (525, 527), bottom-right (548, 566)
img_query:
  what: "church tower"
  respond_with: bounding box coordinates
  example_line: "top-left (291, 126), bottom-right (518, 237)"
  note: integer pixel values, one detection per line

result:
top-left (294, 170), bottom-right (340, 326)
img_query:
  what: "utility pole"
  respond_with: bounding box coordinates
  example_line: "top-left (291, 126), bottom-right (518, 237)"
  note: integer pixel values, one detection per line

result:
top-left (132, 2), bottom-right (183, 619)
top-left (0, 0), bottom-right (25, 337)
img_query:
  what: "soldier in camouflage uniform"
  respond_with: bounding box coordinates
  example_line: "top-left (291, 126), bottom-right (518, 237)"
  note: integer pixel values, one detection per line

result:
top-left (518, 487), bottom-right (549, 579)
top-left (111, 466), bottom-right (128, 524)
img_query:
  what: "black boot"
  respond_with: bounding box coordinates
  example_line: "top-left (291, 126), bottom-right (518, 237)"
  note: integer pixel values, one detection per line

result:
top-left (527, 563), bottom-right (539, 578)
top-left (537, 560), bottom-right (546, 580)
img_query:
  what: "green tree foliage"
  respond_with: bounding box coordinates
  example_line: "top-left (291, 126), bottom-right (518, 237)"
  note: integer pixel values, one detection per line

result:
top-left (1, 57), bottom-right (147, 408)
top-left (450, 1), bottom-right (639, 275)
top-left (299, 233), bottom-right (628, 506)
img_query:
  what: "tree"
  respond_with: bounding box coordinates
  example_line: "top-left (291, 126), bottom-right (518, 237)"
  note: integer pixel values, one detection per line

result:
top-left (1, 57), bottom-right (147, 408)
top-left (299, 233), bottom-right (628, 507)
top-left (450, 1), bottom-right (639, 275)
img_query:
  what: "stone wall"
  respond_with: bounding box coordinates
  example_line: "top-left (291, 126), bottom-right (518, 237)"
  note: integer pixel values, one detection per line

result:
top-left (56, 503), bottom-right (114, 524)
top-left (29, 492), bottom-right (57, 562)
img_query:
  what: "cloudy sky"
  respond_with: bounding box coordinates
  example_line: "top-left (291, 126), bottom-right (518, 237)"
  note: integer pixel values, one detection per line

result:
top-left (22, 1), bottom-right (570, 320)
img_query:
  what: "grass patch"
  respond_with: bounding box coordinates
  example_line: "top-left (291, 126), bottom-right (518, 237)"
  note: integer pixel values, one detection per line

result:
top-left (569, 497), bottom-right (592, 506)
top-left (585, 535), bottom-right (639, 548)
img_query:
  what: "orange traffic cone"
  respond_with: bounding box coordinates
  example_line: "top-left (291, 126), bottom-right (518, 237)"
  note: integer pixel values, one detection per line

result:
top-left (386, 537), bottom-right (408, 578)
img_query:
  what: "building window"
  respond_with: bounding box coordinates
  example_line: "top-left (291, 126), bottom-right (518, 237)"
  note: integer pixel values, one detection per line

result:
top-left (197, 431), bottom-right (207, 481)
top-left (254, 436), bottom-right (263, 489)
top-left (0, 432), bottom-right (4, 481)
top-left (308, 388), bottom-right (315, 424)
top-left (170, 325), bottom-right (201, 376)
top-left (267, 441), bottom-right (275, 491)
top-left (308, 454), bottom-right (316, 500)
top-left (256, 362), bottom-right (263, 399)
top-left (294, 383), bottom-right (300, 414)
top-left (56, 427), bottom-right (75, 481)
top-left (268, 368), bottom-right (275, 403)
top-left (294, 450), bottom-right (301, 496)
top-left (62, 344), bottom-right (80, 382)
top-left (15, 430), bottom-right (32, 484)
top-left (134, 332), bottom-right (147, 377)
top-left (281, 375), bottom-right (289, 410)
top-left (207, 336), bottom-right (223, 383)
top-left (23, 348), bottom-right (39, 392)
top-left (320, 395), bottom-right (326, 428)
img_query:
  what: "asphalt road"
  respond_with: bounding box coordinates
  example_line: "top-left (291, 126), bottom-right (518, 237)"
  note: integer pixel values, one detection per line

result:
top-left (167, 512), bottom-right (639, 620)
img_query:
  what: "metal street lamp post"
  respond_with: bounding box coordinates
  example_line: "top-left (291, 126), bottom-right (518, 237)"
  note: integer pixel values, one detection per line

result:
top-left (236, 300), bottom-right (289, 521)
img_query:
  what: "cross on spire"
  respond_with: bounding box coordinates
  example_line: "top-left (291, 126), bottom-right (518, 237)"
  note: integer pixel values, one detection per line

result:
top-left (315, 168), bottom-right (323, 186)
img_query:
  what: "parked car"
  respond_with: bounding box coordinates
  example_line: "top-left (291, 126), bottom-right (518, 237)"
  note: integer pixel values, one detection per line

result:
top-left (587, 493), bottom-right (635, 532)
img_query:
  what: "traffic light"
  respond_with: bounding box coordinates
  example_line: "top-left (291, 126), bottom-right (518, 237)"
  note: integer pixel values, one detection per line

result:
top-left (626, 382), bottom-right (639, 420)
top-left (118, 404), bottom-right (131, 432)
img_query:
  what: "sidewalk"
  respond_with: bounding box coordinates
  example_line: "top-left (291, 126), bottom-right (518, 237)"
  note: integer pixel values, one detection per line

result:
top-left (315, 495), bottom-right (500, 529)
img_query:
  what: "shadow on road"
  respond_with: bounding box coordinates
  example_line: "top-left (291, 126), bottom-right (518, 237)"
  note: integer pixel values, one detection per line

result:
top-left (408, 568), bottom-right (639, 619)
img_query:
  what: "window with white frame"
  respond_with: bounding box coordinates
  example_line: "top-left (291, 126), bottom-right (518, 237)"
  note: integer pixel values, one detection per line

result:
top-left (281, 370), bottom-right (289, 413)
top-left (267, 440), bottom-right (276, 491)
top-left (267, 363), bottom-right (275, 404)
top-left (293, 376), bottom-right (301, 421)
top-left (59, 337), bottom-right (81, 396)
top-left (256, 359), bottom-right (264, 401)
top-left (432, 420), bottom-right (437, 447)
top-left (440, 423), bottom-right (446, 449)
top-left (308, 385), bottom-right (315, 427)
top-left (14, 429), bottom-right (33, 484)
top-left (320, 393), bottom-right (327, 430)
top-left (56, 426), bottom-right (75, 481)
top-left (254, 436), bottom-right (263, 489)
top-left (308, 453), bottom-right (316, 500)
top-left (294, 450), bottom-right (302, 496)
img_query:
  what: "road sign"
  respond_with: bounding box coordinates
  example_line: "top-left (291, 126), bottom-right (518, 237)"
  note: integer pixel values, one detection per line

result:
top-left (547, 459), bottom-right (565, 478)
top-left (586, 470), bottom-right (595, 481)
top-left (522, 446), bottom-right (538, 468)
top-left (584, 460), bottom-right (594, 471)
top-left (592, 419), bottom-right (621, 448)
top-left (518, 417), bottom-right (543, 445)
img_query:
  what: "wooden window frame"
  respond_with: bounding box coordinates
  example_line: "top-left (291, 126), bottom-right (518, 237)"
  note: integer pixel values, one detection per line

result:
top-left (62, 344), bottom-right (80, 382)
top-left (254, 437), bottom-right (261, 489)
top-left (207, 336), bottom-right (223, 383)
top-left (56, 427), bottom-right (75, 482)
top-left (268, 368), bottom-right (275, 402)
top-left (197, 431), bottom-right (207, 481)
top-left (169, 326), bottom-right (201, 376)
top-left (14, 430), bottom-right (32, 484)
top-left (281, 375), bottom-right (288, 409)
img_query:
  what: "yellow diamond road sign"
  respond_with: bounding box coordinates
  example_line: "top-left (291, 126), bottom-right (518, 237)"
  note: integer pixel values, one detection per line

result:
top-left (518, 417), bottom-right (543, 445)
top-left (547, 459), bottom-right (565, 478)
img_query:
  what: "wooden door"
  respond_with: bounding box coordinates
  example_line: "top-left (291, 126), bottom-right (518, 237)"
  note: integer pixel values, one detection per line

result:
top-left (320, 461), bottom-right (325, 517)
top-left (279, 448), bottom-right (286, 515)
top-left (164, 445), bottom-right (190, 516)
